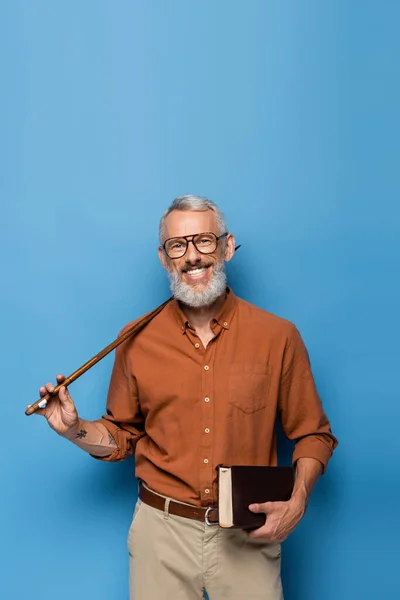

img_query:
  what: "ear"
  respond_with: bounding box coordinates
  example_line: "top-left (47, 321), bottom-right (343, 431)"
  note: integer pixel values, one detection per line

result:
top-left (158, 246), bottom-right (169, 272)
top-left (223, 234), bottom-right (236, 263)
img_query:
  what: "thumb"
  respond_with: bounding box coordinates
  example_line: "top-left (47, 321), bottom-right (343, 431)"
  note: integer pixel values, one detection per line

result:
top-left (249, 502), bottom-right (274, 513)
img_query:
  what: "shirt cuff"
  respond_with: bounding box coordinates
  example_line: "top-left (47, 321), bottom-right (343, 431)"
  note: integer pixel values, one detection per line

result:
top-left (292, 436), bottom-right (334, 473)
top-left (89, 419), bottom-right (132, 462)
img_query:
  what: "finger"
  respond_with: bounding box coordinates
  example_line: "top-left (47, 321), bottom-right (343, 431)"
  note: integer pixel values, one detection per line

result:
top-left (39, 385), bottom-right (53, 399)
top-left (261, 502), bottom-right (275, 512)
top-left (249, 502), bottom-right (275, 513)
top-left (56, 374), bottom-right (66, 383)
top-left (248, 526), bottom-right (287, 542)
top-left (58, 386), bottom-right (72, 405)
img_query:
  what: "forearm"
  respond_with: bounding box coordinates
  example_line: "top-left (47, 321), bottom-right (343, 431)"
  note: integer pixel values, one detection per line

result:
top-left (291, 457), bottom-right (322, 506)
top-left (63, 418), bottom-right (117, 457)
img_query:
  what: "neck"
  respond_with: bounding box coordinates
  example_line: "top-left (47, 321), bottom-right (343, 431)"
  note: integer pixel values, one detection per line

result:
top-left (179, 292), bottom-right (226, 329)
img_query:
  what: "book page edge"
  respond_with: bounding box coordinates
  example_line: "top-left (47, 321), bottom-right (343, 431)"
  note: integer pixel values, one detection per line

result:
top-left (218, 467), bottom-right (233, 528)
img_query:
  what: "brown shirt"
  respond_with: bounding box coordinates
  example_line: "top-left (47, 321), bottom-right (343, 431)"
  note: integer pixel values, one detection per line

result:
top-left (95, 288), bottom-right (337, 507)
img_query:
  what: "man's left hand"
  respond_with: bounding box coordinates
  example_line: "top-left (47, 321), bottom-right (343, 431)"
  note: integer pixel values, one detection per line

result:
top-left (247, 496), bottom-right (306, 542)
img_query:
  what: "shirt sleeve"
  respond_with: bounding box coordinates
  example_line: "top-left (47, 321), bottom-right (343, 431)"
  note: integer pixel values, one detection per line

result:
top-left (278, 325), bottom-right (338, 473)
top-left (91, 333), bottom-right (145, 462)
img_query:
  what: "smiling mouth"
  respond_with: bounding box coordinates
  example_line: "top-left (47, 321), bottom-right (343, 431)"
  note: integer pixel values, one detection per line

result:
top-left (183, 265), bottom-right (212, 280)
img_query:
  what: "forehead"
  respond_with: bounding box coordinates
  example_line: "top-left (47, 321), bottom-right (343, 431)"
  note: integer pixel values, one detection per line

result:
top-left (163, 210), bottom-right (218, 239)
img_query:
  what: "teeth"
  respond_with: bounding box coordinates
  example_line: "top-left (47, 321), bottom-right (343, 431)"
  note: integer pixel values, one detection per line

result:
top-left (186, 267), bottom-right (207, 276)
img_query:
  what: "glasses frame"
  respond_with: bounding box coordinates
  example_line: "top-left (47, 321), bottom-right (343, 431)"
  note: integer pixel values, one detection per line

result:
top-left (162, 231), bottom-right (229, 259)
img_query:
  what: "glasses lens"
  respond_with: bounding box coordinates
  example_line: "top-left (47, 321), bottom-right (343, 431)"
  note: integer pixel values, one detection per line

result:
top-left (165, 237), bottom-right (187, 258)
top-left (193, 233), bottom-right (217, 253)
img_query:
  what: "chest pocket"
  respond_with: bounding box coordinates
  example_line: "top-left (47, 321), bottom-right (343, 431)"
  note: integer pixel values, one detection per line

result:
top-left (229, 363), bottom-right (271, 414)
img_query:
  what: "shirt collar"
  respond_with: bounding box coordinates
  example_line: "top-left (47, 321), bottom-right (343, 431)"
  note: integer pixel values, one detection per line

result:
top-left (172, 287), bottom-right (238, 333)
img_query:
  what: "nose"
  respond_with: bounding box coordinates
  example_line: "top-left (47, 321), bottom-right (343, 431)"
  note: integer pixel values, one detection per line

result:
top-left (185, 239), bottom-right (202, 263)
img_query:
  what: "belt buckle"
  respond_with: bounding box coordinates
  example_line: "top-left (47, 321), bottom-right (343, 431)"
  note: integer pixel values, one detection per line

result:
top-left (205, 506), bottom-right (218, 526)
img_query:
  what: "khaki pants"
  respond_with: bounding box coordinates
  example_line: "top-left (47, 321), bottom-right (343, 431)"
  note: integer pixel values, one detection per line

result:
top-left (127, 497), bottom-right (283, 600)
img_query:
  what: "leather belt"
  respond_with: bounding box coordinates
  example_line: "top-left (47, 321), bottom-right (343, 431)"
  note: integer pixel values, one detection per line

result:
top-left (138, 483), bottom-right (219, 525)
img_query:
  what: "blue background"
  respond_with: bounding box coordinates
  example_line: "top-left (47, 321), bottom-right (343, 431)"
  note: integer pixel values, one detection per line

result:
top-left (1, 1), bottom-right (399, 599)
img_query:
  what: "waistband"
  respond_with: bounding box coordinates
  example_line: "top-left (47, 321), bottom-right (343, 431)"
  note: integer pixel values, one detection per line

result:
top-left (138, 482), bottom-right (219, 526)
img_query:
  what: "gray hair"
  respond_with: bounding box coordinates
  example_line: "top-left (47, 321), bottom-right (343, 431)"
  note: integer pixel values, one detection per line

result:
top-left (159, 195), bottom-right (228, 243)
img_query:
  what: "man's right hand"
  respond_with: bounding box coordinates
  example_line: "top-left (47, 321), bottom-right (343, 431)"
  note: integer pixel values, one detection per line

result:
top-left (36, 374), bottom-right (80, 438)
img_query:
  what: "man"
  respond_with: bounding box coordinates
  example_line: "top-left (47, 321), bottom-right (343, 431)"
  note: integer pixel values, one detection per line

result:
top-left (37, 195), bottom-right (337, 600)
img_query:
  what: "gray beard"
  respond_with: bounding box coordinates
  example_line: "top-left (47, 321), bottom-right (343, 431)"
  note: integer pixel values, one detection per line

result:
top-left (168, 262), bottom-right (227, 308)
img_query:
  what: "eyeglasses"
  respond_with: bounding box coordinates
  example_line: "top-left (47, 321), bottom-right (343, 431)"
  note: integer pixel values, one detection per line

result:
top-left (163, 231), bottom-right (229, 259)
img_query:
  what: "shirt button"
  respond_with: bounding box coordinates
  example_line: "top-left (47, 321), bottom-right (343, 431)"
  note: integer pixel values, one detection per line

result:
top-left (195, 343), bottom-right (200, 349)
top-left (223, 321), bottom-right (228, 327)
top-left (204, 428), bottom-right (210, 434)
top-left (204, 458), bottom-right (209, 464)
top-left (204, 365), bottom-right (209, 371)
top-left (204, 397), bottom-right (210, 403)
top-left (205, 488), bottom-right (210, 494)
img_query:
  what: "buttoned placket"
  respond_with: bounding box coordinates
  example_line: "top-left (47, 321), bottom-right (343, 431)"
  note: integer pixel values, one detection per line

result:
top-left (199, 342), bottom-right (216, 505)
top-left (185, 320), bottom-right (223, 506)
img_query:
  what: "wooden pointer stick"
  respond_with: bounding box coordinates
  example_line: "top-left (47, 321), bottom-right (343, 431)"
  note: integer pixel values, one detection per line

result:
top-left (25, 298), bottom-right (172, 416)
top-left (26, 243), bottom-right (242, 416)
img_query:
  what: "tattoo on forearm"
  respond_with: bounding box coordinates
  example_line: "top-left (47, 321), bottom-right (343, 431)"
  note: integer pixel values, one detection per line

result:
top-left (76, 429), bottom-right (88, 439)
top-left (108, 432), bottom-right (117, 446)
